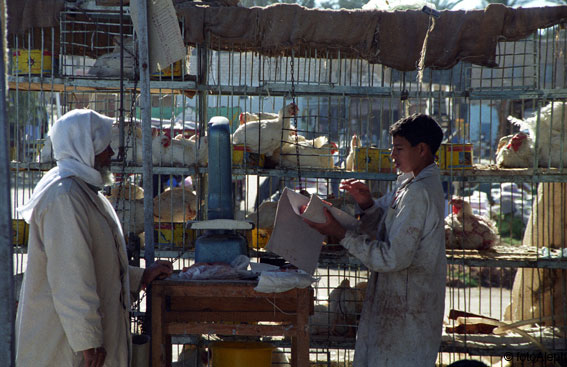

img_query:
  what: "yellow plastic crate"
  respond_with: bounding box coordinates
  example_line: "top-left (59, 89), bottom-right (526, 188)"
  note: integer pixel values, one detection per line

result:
top-left (154, 223), bottom-right (195, 248)
top-left (11, 49), bottom-right (52, 75)
top-left (232, 145), bottom-right (265, 168)
top-left (438, 144), bottom-right (473, 170)
top-left (12, 219), bottom-right (29, 246)
top-left (151, 60), bottom-right (183, 77)
top-left (354, 147), bottom-right (393, 173)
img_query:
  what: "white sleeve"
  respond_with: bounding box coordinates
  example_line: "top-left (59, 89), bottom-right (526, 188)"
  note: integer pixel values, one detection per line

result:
top-left (129, 265), bottom-right (145, 297)
top-left (354, 191), bottom-right (392, 216)
top-left (340, 187), bottom-right (429, 273)
top-left (373, 191), bottom-right (392, 211)
top-left (356, 203), bottom-right (385, 238)
top-left (40, 193), bottom-right (103, 352)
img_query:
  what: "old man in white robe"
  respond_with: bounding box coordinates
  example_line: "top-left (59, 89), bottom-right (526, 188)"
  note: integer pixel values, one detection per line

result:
top-left (16, 109), bottom-right (172, 367)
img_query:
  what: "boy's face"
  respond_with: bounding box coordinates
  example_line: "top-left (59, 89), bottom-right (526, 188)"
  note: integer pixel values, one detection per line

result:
top-left (391, 135), bottom-right (422, 174)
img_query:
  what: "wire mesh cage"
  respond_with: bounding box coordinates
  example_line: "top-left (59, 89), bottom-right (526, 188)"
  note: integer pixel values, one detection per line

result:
top-left (7, 4), bottom-right (567, 367)
top-left (59, 9), bottom-right (134, 77)
top-left (59, 8), bottom-right (191, 80)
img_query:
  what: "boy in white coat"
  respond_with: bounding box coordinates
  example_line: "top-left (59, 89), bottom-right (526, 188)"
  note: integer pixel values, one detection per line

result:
top-left (305, 114), bottom-right (446, 367)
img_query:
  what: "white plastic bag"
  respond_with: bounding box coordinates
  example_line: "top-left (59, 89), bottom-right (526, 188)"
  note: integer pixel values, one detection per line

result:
top-left (178, 255), bottom-right (253, 280)
top-left (254, 270), bottom-right (317, 293)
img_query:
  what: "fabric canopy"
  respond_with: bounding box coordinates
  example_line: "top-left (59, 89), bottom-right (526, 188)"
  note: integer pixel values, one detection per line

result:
top-left (178, 3), bottom-right (567, 71)
top-left (7, 0), bottom-right (567, 71)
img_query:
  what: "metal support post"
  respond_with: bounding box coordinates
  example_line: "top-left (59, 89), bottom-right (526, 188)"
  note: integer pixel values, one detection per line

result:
top-left (0, 0), bottom-right (15, 364)
top-left (137, 0), bottom-right (154, 266)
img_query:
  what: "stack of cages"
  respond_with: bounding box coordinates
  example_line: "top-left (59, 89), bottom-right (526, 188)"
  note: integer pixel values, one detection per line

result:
top-left (7, 2), bottom-right (567, 366)
top-left (9, 1), bottom-right (63, 320)
top-left (8, 2), bottom-right (199, 338)
top-left (196, 15), bottom-right (567, 367)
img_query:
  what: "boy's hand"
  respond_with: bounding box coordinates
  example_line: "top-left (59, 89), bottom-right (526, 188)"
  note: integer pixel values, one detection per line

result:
top-left (303, 207), bottom-right (346, 241)
top-left (340, 179), bottom-right (373, 210)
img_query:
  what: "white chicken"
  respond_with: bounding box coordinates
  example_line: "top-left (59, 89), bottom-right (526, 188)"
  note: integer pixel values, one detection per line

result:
top-left (153, 187), bottom-right (198, 223)
top-left (288, 131), bottom-right (330, 149)
top-left (238, 111), bottom-right (279, 125)
top-left (88, 37), bottom-right (136, 78)
top-left (110, 182), bottom-right (144, 200)
top-left (107, 189), bottom-right (145, 235)
top-left (110, 126), bottom-right (208, 167)
top-left (232, 103), bottom-right (298, 156)
top-left (495, 132), bottom-right (534, 168)
top-left (310, 304), bottom-right (332, 336)
top-left (309, 279), bottom-right (366, 337)
top-left (445, 197), bottom-right (499, 250)
top-left (154, 133), bottom-right (208, 167)
top-left (38, 135), bottom-right (54, 163)
top-left (39, 126), bottom-right (144, 164)
top-left (245, 201), bottom-right (278, 229)
top-left (279, 135), bottom-right (336, 169)
top-left (110, 129), bottom-right (162, 165)
top-left (38, 120), bottom-right (206, 167)
top-left (328, 279), bottom-right (366, 337)
top-left (507, 101), bottom-right (567, 168)
top-left (345, 134), bottom-right (361, 171)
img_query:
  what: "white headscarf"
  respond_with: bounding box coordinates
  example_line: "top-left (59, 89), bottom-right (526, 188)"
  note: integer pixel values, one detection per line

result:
top-left (18, 109), bottom-right (114, 222)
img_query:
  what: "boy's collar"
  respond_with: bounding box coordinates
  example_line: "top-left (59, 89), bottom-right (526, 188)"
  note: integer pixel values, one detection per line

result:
top-left (397, 163), bottom-right (439, 184)
top-left (414, 163), bottom-right (439, 181)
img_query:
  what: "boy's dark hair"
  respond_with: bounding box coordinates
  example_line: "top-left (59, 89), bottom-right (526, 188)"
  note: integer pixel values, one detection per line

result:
top-left (389, 114), bottom-right (443, 154)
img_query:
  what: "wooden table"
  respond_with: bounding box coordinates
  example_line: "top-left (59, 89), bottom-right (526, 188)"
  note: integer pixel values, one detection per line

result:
top-left (151, 279), bottom-right (313, 367)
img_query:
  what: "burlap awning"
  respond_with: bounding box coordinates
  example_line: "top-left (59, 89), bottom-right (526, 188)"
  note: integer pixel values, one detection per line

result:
top-left (7, 0), bottom-right (65, 36)
top-left (177, 3), bottom-right (567, 71)
top-left (7, 0), bottom-right (567, 71)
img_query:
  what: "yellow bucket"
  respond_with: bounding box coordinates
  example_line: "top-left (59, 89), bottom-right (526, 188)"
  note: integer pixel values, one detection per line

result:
top-left (211, 342), bottom-right (274, 367)
top-left (11, 49), bottom-right (52, 75)
top-left (246, 228), bottom-right (272, 249)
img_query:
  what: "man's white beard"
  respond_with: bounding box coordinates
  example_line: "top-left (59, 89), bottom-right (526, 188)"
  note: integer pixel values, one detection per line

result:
top-left (98, 165), bottom-right (115, 186)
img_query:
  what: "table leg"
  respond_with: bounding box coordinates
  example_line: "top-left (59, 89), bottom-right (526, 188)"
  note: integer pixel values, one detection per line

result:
top-left (165, 335), bottom-right (172, 367)
top-left (297, 288), bottom-right (311, 367)
top-left (152, 286), bottom-right (165, 367)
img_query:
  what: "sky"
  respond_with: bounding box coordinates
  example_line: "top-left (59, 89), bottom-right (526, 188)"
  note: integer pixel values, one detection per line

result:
top-left (357, 0), bottom-right (561, 10)
top-left (451, 0), bottom-right (558, 9)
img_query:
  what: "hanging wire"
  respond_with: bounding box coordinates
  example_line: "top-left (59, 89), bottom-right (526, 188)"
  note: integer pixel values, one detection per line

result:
top-left (290, 50), bottom-right (302, 191)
